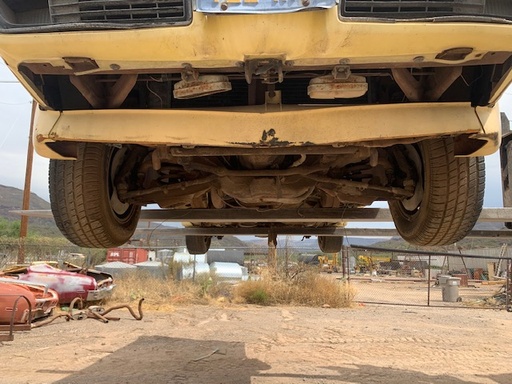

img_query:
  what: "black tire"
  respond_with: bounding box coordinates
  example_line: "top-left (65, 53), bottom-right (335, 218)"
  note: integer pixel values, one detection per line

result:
top-left (186, 236), bottom-right (212, 254)
top-left (318, 236), bottom-right (343, 253)
top-left (389, 138), bottom-right (485, 246)
top-left (49, 143), bottom-right (141, 248)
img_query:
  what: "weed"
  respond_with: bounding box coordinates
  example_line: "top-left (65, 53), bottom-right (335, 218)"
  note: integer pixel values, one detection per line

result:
top-left (106, 268), bottom-right (354, 310)
top-left (234, 269), bottom-right (354, 308)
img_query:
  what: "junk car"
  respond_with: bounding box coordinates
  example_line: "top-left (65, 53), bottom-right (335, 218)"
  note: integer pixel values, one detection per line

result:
top-left (0, 1), bottom-right (511, 252)
top-left (0, 279), bottom-right (58, 324)
top-left (1, 264), bottom-right (115, 304)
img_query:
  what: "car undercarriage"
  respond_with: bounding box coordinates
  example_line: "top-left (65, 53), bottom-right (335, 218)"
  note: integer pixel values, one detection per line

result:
top-left (1, 1), bottom-right (510, 253)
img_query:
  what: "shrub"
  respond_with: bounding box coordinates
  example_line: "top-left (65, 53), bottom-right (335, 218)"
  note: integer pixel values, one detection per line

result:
top-left (108, 271), bottom-right (212, 309)
top-left (234, 270), bottom-right (354, 308)
top-left (106, 268), bottom-right (354, 310)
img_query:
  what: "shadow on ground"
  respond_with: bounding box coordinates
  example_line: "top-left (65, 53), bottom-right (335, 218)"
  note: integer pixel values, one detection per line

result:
top-left (38, 337), bottom-right (512, 384)
top-left (45, 336), bottom-right (270, 384)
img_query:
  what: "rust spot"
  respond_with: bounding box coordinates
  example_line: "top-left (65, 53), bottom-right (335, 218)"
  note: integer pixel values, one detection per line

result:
top-left (261, 129), bottom-right (276, 142)
top-left (63, 57), bottom-right (99, 72)
top-left (259, 129), bottom-right (291, 147)
top-left (435, 47), bottom-right (473, 61)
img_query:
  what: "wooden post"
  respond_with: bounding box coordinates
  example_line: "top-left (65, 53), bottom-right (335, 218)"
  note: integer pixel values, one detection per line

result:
top-left (18, 100), bottom-right (36, 264)
top-left (284, 235), bottom-right (290, 278)
top-left (267, 233), bottom-right (277, 274)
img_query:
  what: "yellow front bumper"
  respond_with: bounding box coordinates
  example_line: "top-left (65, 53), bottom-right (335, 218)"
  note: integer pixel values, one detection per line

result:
top-left (34, 102), bottom-right (501, 159)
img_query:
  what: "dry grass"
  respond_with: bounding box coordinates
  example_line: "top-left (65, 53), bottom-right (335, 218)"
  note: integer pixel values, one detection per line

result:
top-left (106, 269), bottom-right (355, 311)
top-left (107, 271), bottom-right (215, 310)
top-left (234, 270), bottom-right (354, 308)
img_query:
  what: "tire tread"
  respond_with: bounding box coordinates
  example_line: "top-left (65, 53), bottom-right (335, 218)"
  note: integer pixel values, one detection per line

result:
top-left (49, 144), bottom-right (140, 248)
top-left (389, 138), bottom-right (485, 246)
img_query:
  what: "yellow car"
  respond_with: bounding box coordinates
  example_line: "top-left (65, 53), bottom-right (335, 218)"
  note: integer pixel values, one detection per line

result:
top-left (0, 1), bottom-right (510, 253)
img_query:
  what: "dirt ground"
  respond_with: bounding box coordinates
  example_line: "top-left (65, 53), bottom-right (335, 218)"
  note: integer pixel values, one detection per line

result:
top-left (349, 278), bottom-right (506, 306)
top-left (1, 301), bottom-right (511, 384)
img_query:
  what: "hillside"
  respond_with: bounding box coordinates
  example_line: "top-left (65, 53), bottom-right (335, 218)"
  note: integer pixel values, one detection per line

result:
top-left (0, 184), bottom-right (248, 248)
top-left (0, 184), bottom-right (61, 236)
top-left (2, 184), bottom-right (507, 250)
top-left (0, 184), bottom-right (51, 216)
top-left (370, 222), bottom-right (512, 252)
top-left (131, 223), bottom-right (249, 249)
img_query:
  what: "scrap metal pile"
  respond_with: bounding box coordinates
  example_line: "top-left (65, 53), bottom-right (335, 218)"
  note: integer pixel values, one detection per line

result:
top-left (0, 262), bottom-right (115, 304)
top-left (0, 262), bottom-right (141, 341)
top-left (32, 298), bottom-right (144, 328)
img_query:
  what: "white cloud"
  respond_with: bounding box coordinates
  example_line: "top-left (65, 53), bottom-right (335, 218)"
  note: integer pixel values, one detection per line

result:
top-left (0, 63), bottom-right (49, 200)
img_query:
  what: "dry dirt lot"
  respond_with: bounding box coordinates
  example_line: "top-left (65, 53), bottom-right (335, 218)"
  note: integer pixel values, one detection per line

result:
top-left (1, 302), bottom-right (511, 384)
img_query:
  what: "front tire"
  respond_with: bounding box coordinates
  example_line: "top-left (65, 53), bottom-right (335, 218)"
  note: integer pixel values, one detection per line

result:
top-left (49, 143), bottom-right (141, 248)
top-left (389, 138), bottom-right (485, 246)
top-left (186, 236), bottom-right (212, 254)
top-left (318, 236), bottom-right (343, 253)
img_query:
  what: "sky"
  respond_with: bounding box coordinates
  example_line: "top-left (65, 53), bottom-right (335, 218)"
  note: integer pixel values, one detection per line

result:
top-left (0, 63), bottom-right (510, 217)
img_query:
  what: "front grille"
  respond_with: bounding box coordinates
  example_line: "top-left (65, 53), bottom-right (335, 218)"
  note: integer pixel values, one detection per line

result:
top-left (49, 0), bottom-right (189, 24)
top-left (341, 0), bottom-right (486, 19)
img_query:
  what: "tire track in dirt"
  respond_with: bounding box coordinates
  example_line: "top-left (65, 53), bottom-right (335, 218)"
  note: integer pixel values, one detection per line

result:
top-left (2, 305), bottom-right (511, 384)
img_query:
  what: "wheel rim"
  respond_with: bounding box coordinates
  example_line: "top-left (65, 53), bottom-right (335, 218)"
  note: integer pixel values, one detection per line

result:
top-left (401, 145), bottom-right (424, 212)
top-left (108, 147), bottom-right (133, 221)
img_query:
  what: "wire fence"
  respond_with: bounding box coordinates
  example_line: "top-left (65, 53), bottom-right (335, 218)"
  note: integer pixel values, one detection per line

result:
top-left (227, 243), bottom-right (511, 311)
top-left (0, 240), bottom-right (510, 311)
top-left (0, 242), bottom-right (106, 269)
top-left (344, 245), bottom-right (511, 310)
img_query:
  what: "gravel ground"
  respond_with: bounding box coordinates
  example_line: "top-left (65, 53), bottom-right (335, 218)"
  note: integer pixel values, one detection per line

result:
top-left (1, 302), bottom-right (511, 384)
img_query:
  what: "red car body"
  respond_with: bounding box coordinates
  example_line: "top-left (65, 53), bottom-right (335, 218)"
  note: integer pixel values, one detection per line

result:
top-left (2, 264), bottom-right (114, 304)
top-left (0, 280), bottom-right (59, 324)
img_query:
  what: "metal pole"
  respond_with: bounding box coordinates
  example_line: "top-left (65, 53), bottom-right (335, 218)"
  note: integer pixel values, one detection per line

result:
top-left (341, 246), bottom-right (347, 279)
top-left (427, 255), bottom-right (431, 307)
top-left (284, 235), bottom-right (290, 278)
top-left (192, 253), bottom-right (196, 282)
top-left (507, 259), bottom-right (511, 312)
top-left (267, 232), bottom-right (277, 274)
top-left (343, 245), bottom-right (351, 279)
top-left (342, 245), bottom-right (350, 302)
top-left (18, 100), bottom-right (36, 264)
top-left (457, 246), bottom-right (471, 284)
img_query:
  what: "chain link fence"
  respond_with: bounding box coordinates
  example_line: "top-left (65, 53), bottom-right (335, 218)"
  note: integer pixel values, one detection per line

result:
top-left (0, 239), bottom-right (510, 311)
top-left (343, 245), bottom-right (511, 310)
top-left (0, 241), bottom-right (107, 269)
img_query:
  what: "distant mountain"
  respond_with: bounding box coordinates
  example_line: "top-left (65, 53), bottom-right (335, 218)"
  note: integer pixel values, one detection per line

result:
top-left (4, 182), bottom-right (504, 250)
top-left (242, 235), bottom-right (385, 253)
top-left (132, 224), bottom-right (249, 249)
top-left (0, 184), bottom-right (51, 217)
top-left (0, 184), bottom-right (249, 247)
top-left (369, 232), bottom-right (512, 252)
top-left (0, 184), bottom-right (61, 236)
